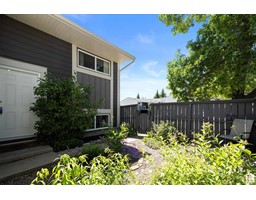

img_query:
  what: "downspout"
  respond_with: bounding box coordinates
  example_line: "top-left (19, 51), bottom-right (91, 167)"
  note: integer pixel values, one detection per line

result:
top-left (117, 57), bottom-right (135, 127)
top-left (120, 58), bottom-right (136, 72)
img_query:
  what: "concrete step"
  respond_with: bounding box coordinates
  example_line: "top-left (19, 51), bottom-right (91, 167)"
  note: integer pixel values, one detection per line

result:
top-left (0, 138), bottom-right (38, 153)
top-left (0, 145), bottom-right (53, 165)
top-left (0, 151), bottom-right (58, 182)
top-left (0, 144), bottom-right (87, 182)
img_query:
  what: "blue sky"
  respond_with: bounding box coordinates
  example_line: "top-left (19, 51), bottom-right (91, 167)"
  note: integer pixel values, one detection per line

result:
top-left (63, 14), bottom-right (201, 100)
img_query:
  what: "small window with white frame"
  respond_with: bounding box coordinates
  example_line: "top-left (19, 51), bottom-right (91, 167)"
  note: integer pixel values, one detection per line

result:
top-left (87, 114), bottom-right (110, 131)
top-left (78, 49), bottom-right (110, 75)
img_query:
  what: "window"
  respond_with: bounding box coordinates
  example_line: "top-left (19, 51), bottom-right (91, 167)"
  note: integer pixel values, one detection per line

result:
top-left (79, 51), bottom-right (95, 70)
top-left (87, 114), bottom-right (110, 131)
top-left (96, 115), bottom-right (109, 129)
top-left (96, 58), bottom-right (110, 74)
top-left (78, 49), bottom-right (110, 75)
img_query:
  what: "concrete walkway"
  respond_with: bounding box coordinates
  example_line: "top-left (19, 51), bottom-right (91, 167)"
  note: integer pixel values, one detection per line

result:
top-left (0, 144), bottom-right (83, 182)
top-left (0, 134), bottom-right (151, 183)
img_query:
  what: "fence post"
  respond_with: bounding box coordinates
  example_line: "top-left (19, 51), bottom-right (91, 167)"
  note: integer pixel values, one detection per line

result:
top-left (120, 99), bottom-right (255, 136)
top-left (187, 102), bottom-right (192, 137)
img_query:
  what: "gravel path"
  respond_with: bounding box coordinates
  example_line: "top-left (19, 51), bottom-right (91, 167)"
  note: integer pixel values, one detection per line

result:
top-left (0, 137), bottom-right (162, 185)
top-left (124, 137), bottom-right (163, 184)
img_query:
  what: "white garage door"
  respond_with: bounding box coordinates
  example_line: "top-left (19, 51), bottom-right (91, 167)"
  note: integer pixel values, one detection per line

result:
top-left (0, 67), bottom-right (39, 141)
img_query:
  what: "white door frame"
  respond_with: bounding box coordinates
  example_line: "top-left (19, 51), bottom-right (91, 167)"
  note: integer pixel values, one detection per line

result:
top-left (0, 57), bottom-right (47, 77)
top-left (0, 57), bottom-right (47, 141)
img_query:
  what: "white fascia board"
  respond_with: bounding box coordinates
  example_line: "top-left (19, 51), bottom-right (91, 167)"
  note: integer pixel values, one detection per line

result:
top-left (52, 15), bottom-right (135, 62)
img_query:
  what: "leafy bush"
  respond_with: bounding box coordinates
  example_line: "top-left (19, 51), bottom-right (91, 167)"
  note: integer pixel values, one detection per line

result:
top-left (104, 127), bottom-right (128, 152)
top-left (149, 123), bottom-right (256, 185)
top-left (53, 139), bottom-right (84, 152)
top-left (81, 144), bottom-right (107, 161)
top-left (31, 149), bottom-right (133, 185)
top-left (152, 121), bottom-right (179, 140)
top-left (152, 121), bottom-right (188, 143)
top-left (119, 122), bottom-right (137, 137)
top-left (30, 74), bottom-right (98, 151)
top-left (143, 121), bottom-right (188, 149)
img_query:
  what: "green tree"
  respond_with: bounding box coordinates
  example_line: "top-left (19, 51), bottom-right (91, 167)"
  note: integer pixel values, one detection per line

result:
top-left (161, 89), bottom-right (166, 98)
top-left (159, 14), bottom-right (256, 101)
top-left (137, 93), bottom-right (140, 99)
top-left (154, 90), bottom-right (160, 99)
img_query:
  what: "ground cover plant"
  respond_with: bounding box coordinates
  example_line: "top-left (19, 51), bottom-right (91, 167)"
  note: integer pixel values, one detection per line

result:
top-left (31, 121), bottom-right (256, 185)
top-left (31, 122), bottom-right (140, 185)
top-left (31, 149), bottom-right (133, 185)
top-left (146, 122), bottom-right (256, 185)
top-left (81, 143), bottom-right (107, 161)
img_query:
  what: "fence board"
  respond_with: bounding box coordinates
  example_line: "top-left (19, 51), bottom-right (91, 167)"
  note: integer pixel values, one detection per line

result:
top-left (120, 99), bottom-right (256, 135)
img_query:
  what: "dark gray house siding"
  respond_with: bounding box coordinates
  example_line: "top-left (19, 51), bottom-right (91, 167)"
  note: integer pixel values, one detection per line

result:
top-left (113, 62), bottom-right (118, 127)
top-left (77, 72), bottom-right (111, 109)
top-left (1, 14), bottom-right (128, 134)
top-left (0, 15), bottom-right (72, 79)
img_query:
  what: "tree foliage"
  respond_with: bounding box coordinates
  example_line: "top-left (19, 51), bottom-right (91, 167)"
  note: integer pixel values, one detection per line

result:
top-left (159, 14), bottom-right (256, 101)
top-left (154, 90), bottom-right (160, 98)
top-left (154, 89), bottom-right (167, 99)
top-left (161, 89), bottom-right (167, 98)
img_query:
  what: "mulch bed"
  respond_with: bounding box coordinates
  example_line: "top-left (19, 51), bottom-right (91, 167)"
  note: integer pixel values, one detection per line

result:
top-left (0, 170), bottom-right (40, 185)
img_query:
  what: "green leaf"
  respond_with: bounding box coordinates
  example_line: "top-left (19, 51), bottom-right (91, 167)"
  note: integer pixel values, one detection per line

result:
top-left (160, 14), bottom-right (256, 100)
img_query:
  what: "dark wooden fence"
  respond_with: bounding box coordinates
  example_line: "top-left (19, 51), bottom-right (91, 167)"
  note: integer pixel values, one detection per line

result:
top-left (120, 99), bottom-right (256, 136)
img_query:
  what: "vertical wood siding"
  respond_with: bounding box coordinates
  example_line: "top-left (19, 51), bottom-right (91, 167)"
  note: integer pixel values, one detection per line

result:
top-left (0, 15), bottom-right (72, 79)
top-left (77, 72), bottom-right (111, 109)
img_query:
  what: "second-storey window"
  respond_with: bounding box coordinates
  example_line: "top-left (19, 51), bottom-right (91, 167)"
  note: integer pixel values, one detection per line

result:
top-left (79, 51), bottom-right (95, 70)
top-left (78, 49), bottom-right (110, 75)
top-left (97, 58), bottom-right (110, 74)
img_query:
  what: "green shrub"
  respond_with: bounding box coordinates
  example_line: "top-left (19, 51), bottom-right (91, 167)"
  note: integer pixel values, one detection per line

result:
top-left (53, 139), bottom-right (84, 152)
top-left (143, 121), bottom-right (188, 149)
top-left (30, 74), bottom-right (99, 151)
top-left (152, 121), bottom-right (188, 144)
top-left (101, 123), bottom-right (134, 153)
top-left (87, 150), bottom-right (132, 185)
top-left (152, 121), bottom-right (178, 140)
top-left (81, 144), bottom-right (107, 161)
top-left (119, 122), bottom-right (137, 137)
top-left (104, 128), bottom-right (128, 152)
top-left (149, 122), bottom-right (256, 185)
top-left (31, 149), bottom-right (132, 185)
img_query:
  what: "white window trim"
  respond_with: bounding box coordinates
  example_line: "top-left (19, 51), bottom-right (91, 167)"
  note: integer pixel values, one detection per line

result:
top-left (72, 45), bottom-right (114, 128)
top-left (86, 113), bottom-right (110, 132)
top-left (77, 48), bottom-right (111, 76)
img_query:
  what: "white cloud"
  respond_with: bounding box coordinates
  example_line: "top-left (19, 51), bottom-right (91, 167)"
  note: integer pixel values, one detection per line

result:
top-left (141, 61), bottom-right (166, 78)
top-left (136, 33), bottom-right (154, 44)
